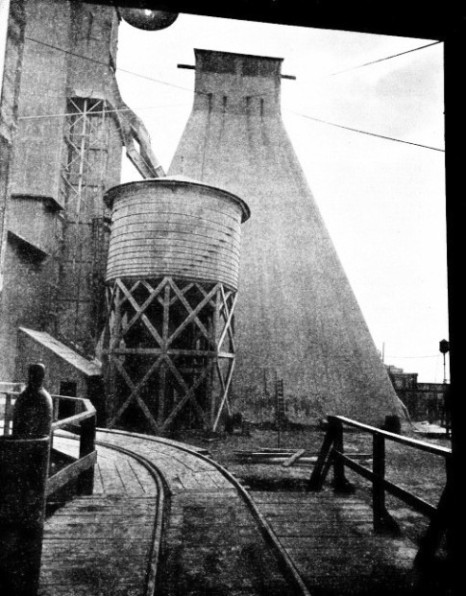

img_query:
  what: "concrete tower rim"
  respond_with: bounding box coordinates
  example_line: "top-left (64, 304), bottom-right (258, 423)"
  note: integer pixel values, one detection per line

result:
top-left (194, 47), bottom-right (285, 65)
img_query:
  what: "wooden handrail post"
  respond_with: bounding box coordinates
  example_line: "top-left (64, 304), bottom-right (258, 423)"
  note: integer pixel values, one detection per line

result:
top-left (78, 413), bottom-right (96, 495)
top-left (372, 433), bottom-right (400, 534)
top-left (415, 457), bottom-right (451, 572)
top-left (308, 417), bottom-right (336, 491)
top-left (332, 417), bottom-right (352, 493)
top-left (52, 396), bottom-right (59, 422)
top-left (373, 433), bottom-right (385, 531)
top-left (0, 436), bottom-right (50, 596)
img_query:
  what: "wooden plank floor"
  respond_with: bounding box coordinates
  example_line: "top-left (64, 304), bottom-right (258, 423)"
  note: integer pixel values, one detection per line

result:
top-left (99, 430), bottom-right (302, 596)
top-left (37, 431), bottom-right (426, 596)
top-left (253, 488), bottom-right (419, 595)
top-left (39, 436), bottom-right (159, 596)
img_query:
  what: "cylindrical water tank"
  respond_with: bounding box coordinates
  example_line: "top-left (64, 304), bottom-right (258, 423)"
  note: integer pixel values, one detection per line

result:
top-left (103, 177), bottom-right (250, 290)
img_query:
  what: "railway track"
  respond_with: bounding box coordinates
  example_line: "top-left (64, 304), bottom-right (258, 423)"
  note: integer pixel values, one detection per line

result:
top-left (42, 429), bottom-right (311, 596)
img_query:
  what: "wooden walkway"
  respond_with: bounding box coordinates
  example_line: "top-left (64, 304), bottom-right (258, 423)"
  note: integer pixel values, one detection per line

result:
top-left (39, 430), bottom-right (306, 596)
top-left (36, 430), bottom-right (430, 596)
top-left (98, 430), bottom-right (305, 596)
top-left (253, 489), bottom-right (418, 596)
top-left (39, 435), bottom-right (161, 596)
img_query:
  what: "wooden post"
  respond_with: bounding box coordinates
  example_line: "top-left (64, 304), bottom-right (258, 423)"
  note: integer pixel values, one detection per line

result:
top-left (308, 421), bottom-right (336, 490)
top-left (210, 289), bottom-right (220, 428)
top-left (52, 395), bottom-right (59, 422)
top-left (331, 417), bottom-right (353, 493)
top-left (106, 283), bottom-right (122, 425)
top-left (371, 433), bottom-right (400, 534)
top-left (373, 433), bottom-right (386, 531)
top-left (78, 413), bottom-right (96, 495)
top-left (157, 283), bottom-right (170, 426)
top-left (0, 436), bottom-right (50, 596)
top-left (414, 455), bottom-right (452, 579)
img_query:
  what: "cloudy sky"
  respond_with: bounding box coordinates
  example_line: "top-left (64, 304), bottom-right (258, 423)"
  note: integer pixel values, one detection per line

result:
top-left (115, 12), bottom-right (447, 383)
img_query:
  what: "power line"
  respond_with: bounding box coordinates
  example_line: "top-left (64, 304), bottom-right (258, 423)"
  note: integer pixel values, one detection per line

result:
top-left (18, 104), bottom-right (444, 154)
top-left (25, 36), bottom-right (199, 95)
top-left (118, 66), bottom-right (199, 94)
top-left (290, 111), bottom-right (445, 152)
top-left (23, 35), bottom-right (444, 153)
top-left (329, 40), bottom-right (443, 77)
top-left (26, 34), bottom-right (442, 99)
top-left (25, 36), bottom-right (111, 67)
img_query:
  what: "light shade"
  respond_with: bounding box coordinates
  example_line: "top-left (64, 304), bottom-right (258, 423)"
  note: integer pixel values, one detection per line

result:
top-left (119, 8), bottom-right (178, 31)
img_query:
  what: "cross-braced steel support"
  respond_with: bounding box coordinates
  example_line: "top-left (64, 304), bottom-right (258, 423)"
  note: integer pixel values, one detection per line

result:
top-left (102, 277), bottom-right (237, 433)
top-left (54, 98), bottom-right (110, 352)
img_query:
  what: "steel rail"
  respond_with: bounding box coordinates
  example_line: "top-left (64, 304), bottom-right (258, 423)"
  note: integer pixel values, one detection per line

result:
top-left (100, 427), bottom-right (312, 596)
top-left (54, 430), bottom-right (168, 596)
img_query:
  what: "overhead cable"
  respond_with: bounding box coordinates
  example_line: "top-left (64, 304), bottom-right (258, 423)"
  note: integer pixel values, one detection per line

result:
top-left (290, 111), bottom-right (445, 152)
top-left (329, 40), bottom-right (442, 77)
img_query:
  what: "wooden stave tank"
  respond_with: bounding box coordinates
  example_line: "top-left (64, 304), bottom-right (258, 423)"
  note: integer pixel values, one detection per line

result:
top-left (103, 177), bottom-right (250, 290)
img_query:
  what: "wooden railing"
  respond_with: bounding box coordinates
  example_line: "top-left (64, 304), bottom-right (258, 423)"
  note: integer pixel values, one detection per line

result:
top-left (1, 388), bottom-right (97, 497)
top-left (309, 415), bottom-right (451, 568)
top-left (0, 382), bottom-right (25, 434)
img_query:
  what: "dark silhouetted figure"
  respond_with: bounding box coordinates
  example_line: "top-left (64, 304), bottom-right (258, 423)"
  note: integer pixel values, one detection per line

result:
top-left (1, 363), bottom-right (52, 596)
top-left (13, 363), bottom-right (53, 438)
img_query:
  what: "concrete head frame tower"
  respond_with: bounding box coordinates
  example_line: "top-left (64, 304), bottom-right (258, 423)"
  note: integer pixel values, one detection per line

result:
top-left (0, 0), bottom-right (161, 382)
top-left (169, 49), bottom-right (405, 426)
top-left (102, 177), bottom-right (250, 433)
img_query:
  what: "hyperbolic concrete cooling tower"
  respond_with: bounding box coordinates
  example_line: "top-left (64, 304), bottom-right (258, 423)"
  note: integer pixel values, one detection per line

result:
top-left (169, 49), bottom-right (404, 426)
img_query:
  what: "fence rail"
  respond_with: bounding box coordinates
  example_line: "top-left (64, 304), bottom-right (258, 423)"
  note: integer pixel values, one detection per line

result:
top-left (1, 388), bottom-right (96, 497)
top-left (309, 414), bottom-right (451, 570)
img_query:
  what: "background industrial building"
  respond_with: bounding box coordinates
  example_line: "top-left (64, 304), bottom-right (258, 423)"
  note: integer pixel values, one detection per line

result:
top-left (0, 0), bottom-right (161, 398)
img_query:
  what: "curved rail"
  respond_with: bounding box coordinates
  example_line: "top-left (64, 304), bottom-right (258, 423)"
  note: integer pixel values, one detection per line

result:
top-left (48, 428), bottom-right (312, 595)
top-left (94, 439), bottom-right (168, 596)
top-left (53, 429), bottom-right (168, 596)
top-left (100, 428), bottom-right (312, 596)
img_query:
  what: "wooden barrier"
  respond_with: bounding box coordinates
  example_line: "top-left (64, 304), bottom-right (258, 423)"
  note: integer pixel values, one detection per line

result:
top-left (1, 389), bottom-right (97, 497)
top-left (1, 382), bottom-right (97, 596)
top-left (0, 382), bottom-right (25, 435)
top-left (0, 435), bottom-right (50, 596)
top-left (309, 415), bottom-right (452, 571)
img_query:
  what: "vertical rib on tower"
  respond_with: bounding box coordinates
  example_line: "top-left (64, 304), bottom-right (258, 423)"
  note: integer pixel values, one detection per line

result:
top-left (169, 49), bottom-right (404, 426)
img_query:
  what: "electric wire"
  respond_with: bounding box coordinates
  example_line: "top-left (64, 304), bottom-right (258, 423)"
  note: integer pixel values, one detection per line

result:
top-left (25, 36), bottom-right (201, 95)
top-left (329, 40), bottom-right (442, 76)
top-left (21, 35), bottom-right (444, 153)
top-left (289, 111), bottom-right (445, 152)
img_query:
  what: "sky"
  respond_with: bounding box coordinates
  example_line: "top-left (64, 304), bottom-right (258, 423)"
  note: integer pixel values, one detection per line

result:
top-left (115, 12), bottom-right (448, 383)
